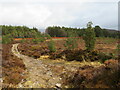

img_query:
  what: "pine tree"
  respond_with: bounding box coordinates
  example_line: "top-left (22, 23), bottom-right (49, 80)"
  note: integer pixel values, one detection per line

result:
top-left (83, 22), bottom-right (96, 51)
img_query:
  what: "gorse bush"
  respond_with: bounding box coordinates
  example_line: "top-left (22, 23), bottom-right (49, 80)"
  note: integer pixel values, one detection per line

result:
top-left (48, 40), bottom-right (56, 52)
top-left (83, 22), bottom-right (96, 51)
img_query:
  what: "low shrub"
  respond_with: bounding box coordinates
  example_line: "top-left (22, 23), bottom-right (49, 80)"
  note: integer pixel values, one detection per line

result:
top-left (20, 39), bottom-right (26, 43)
top-left (62, 60), bottom-right (120, 88)
top-left (64, 37), bottom-right (78, 50)
top-left (32, 39), bottom-right (39, 44)
top-left (62, 71), bottom-right (85, 88)
top-left (64, 31), bottom-right (78, 50)
top-left (48, 40), bottom-right (56, 52)
top-left (98, 52), bottom-right (113, 63)
top-left (49, 49), bottom-right (113, 62)
top-left (43, 33), bottom-right (51, 39)
top-left (4, 72), bottom-right (24, 84)
top-left (32, 37), bottom-right (45, 44)
top-left (2, 44), bottom-right (26, 86)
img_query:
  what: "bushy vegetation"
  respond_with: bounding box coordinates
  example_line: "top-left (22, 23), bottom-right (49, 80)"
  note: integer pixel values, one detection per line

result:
top-left (2, 34), bottom-right (13, 44)
top-left (49, 49), bottom-right (113, 62)
top-left (20, 39), bottom-right (27, 43)
top-left (62, 60), bottom-right (120, 88)
top-left (2, 44), bottom-right (26, 85)
top-left (48, 40), bottom-right (56, 52)
top-left (32, 33), bottom-right (45, 44)
top-left (83, 22), bottom-right (96, 51)
top-left (64, 38), bottom-right (78, 50)
top-left (18, 43), bottom-right (50, 59)
top-left (43, 33), bottom-right (51, 39)
top-left (64, 32), bottom-right (78, 50)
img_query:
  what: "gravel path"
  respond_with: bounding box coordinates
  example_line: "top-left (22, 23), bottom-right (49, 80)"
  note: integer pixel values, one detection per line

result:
top-left (12, 43), bottom-right (62, 88)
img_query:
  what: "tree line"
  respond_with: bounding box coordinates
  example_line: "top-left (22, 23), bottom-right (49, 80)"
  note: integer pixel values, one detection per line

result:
top-left (1, 24), bottom-right (119, 44)
top-left (1, 25), bottom-right (47, 44)
top-left (45, 25), bottom-right (119, 38)
top-left (1, 25), bottom-right (42, 38)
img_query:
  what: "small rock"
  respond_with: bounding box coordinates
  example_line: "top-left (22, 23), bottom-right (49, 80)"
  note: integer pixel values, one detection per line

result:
top-left (59, 78), bottom-right (62, 80)
top-left (0, 78), bottom-right (3, 83)
top-left (24, 81), bottom-right (33, 86)
top-left (18, 84), bottom-right (23, 88)
top-left (55, 83), bottom-right (61, 88)
top-left (46, 71), bottom-right (52, 76)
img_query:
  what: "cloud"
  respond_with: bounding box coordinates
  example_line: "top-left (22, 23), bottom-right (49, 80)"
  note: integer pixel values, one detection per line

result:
top-left (0, 0), bottom-right (119, 3)
top-left (70, 2), bottom-right (118, 29)
top-left (0, 3), bottom-right (51, 28)
top-left (0, 0), bottom-right (119, 31)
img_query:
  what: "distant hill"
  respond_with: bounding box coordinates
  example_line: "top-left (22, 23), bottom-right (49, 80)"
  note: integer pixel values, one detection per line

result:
top-left (104, 29), bottom-right (120, 33)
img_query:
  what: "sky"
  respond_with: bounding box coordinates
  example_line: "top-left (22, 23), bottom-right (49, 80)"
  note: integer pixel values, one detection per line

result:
top-left (0, 0), bottom-right (119, 32)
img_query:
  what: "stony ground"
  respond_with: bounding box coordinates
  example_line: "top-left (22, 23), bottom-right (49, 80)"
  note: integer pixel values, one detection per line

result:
top-left (12, 43), bottom-right (62, 88)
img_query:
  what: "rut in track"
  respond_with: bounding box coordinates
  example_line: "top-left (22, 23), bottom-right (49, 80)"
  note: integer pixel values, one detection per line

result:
top-left (12, 43), bottom-right (62, 88)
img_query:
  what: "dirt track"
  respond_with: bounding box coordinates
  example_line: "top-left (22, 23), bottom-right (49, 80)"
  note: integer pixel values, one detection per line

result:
top-left (12, 43), bottom-right (62, 88)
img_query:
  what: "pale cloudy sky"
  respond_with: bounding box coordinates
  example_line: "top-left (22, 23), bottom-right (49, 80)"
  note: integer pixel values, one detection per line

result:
top-left (0, 0), bottom-right (119, 31)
